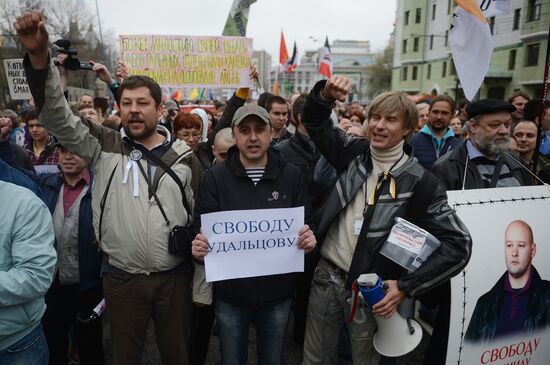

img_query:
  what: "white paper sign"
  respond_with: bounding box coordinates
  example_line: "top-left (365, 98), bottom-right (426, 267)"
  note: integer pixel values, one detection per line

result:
top-left (3, 59), bottom-right (32, 100)
top-left (34, 164), bottom-right (60, 174)
top-left (202, 206), bottom-right (304, 282)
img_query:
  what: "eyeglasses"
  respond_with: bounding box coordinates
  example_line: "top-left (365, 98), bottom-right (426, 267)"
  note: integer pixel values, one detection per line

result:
top-left (176, 131), bottom-right (201, 140)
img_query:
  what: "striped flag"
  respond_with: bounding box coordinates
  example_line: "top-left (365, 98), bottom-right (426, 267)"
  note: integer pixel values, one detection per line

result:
top-left (481, 0), bottom-right (511, 17)
top-left (222, 0), bottom-right (257, 36)
top-left (318, 36), bottom-right (332, 78)
top-left (279, 31), bottom-right (289, 65)
top-left (287, 41), bottom-right (299, 73)
top-left (449, 0), bottom-right (494, 101)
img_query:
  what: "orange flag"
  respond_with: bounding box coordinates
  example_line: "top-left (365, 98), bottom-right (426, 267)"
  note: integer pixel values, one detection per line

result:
top-left (273, 80), bottom-right (279, 95)
top-left (171, 89), bottom-right (182, 101)
top-left (279, 31), bottom-right (289, 65)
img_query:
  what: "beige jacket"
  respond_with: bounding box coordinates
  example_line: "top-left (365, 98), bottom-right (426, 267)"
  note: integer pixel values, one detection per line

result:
top-left (30, 59), bottom-right (195, 274)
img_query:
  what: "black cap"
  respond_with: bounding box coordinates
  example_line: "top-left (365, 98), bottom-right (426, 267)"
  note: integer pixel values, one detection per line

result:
top-left (466, 99), bottom-right (516, 119)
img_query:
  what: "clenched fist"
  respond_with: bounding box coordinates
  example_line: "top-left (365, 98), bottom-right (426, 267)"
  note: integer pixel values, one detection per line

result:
top-left (13, 11), bottom-right (50, 69)
top-left (320, 75), bottom-right (351, 103)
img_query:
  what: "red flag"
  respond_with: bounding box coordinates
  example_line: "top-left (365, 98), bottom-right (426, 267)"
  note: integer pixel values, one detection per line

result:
top-left (279, 31), bottom-right (289, 65)
top-left (287, 41), bottom-right (299, 73)
top-left (171, 89), bottom-right (182, 101)
top-left (319, 36), bottom-right (332, 78)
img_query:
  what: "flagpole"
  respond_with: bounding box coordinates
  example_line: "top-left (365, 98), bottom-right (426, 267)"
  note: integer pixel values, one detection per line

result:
top-left (531, 23), bottom-right (550, 174)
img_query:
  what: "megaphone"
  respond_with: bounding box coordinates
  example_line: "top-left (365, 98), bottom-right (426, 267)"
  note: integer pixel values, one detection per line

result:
top-left (357, 274), bottom-right (423, 357)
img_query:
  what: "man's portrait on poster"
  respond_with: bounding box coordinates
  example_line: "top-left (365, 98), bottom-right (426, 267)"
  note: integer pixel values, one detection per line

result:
top-left (465, 220), bottom-right (550, 343)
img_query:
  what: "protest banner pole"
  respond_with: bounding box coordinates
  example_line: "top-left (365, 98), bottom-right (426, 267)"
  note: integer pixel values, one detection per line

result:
top-left (532, 23), bottom-right (550, 174)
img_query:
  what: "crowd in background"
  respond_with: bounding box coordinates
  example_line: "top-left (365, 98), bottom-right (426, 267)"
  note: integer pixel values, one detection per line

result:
top-left (2, 10), bottom-right (550, 365)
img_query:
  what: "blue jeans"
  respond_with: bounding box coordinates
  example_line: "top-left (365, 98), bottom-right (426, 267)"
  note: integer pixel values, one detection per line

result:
top-left (216, 298), bottom-right (292, 365)
top-left (0, 324), bottom-right (49, 365)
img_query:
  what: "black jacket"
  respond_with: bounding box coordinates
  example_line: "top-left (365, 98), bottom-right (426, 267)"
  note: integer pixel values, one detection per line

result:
top-left (465, 267), bottom-right (550, 343)
top-left (410, 130), bottom-right (461, 170)
top-left (275, 131), bottom-right (324, 209)
top-left (194, 146), bottom-right (312, 307)
top-left (431, 142), bottom-right (535, 190)
top-left (302, 80), bottom-right (472, 295)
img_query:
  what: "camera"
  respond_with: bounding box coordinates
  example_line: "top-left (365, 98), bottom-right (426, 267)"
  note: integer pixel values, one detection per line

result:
top-left (168, 225), bottom-right (193, 257)
top-left (51, 39), bottom-right (93, 71)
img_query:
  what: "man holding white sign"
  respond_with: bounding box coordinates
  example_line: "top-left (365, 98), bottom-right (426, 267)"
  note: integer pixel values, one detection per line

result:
top-left (192, 105), bottom-right (316, 365)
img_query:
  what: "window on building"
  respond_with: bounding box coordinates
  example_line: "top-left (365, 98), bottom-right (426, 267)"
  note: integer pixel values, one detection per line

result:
top-left (513, 9), bottom-right (521, 30)
top-left (413, 37), bottom-right (419, 52)
top-left (402, 39), bottom-right (408, 54)
top-left (444, 31), bottom-right (449, 47)
top-left (528, 0), bottom-right (542, 22)
top-left (447, 0), bottom-right (451, 14)
top-left (427, 64), bottom-right (432, 79)
top-left (404, 10), bottom-right (410, 25)
top-left (525, 43), bottom-right (540, 66)
top-left (442, 61), bottom-right (447, 77)
top-left (412, 66), bottom-right (418, 80)
top-left (416, 8), bottom-right (421, 23)
top-left (489, 17), bottom-right (495, 34)
top-left (403, 67), bottom-right (408, 81)
top-left (508, 49), bottom-right (517, 70)
top-left (430, 35), bottom-right (434, 50)
top-left (450, 60), bottom-right (455, 75)
top-left (432, 4), bottom-right (436, 20)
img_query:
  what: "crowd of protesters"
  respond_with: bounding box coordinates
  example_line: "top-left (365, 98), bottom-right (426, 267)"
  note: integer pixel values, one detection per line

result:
top-left (1, 10), bottom-right (550, 365)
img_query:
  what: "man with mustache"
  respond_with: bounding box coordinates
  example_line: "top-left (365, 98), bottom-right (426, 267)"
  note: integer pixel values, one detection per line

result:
top-left (411, 95), bottom-right (461, 170)
top-left (431, 99), bottom-right (535, 190)
top-left (15, 11), bottom-right (197, 365)
top-left (424, 99), bottom-right (536, 365)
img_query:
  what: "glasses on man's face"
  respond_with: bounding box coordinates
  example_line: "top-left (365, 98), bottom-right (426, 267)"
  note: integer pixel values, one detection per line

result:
top-left (176, 131), bottom-right (201, 140)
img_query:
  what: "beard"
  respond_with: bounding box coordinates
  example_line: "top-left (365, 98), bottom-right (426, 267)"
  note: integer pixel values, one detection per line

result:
top-left (473, 133), bottom-right (510, 156)
top-left (123, 117), bottom-right (158, 141)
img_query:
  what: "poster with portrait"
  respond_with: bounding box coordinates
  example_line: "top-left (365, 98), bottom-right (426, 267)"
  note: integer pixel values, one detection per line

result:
top-left (446, 186), bottom-right (550, 365)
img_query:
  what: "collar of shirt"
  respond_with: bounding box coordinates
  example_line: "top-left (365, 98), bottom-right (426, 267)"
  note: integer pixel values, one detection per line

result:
top-left (466, 139), bottom-right (500, 161)
top-left (504, 269), bottom-right (533, 296)
top-left (420, 124), bottom-right (455, 152)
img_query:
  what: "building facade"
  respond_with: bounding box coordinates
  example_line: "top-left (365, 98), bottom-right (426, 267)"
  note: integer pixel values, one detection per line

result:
top-left (392, 0), bottom-right (549, 101)
top-left (269, 40), bottom-right (375, 101)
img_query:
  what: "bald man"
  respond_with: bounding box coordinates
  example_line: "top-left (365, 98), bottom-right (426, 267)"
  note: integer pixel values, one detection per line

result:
top-left (211, 127), bottom-right (234, 163)
top-left (465, 220), bottom-right (550, 343)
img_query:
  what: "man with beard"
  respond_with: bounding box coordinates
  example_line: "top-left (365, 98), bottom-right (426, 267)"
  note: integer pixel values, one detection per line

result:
top-left (15, 11), bottom-right (196, 365)
top-left (423, 99), bottom-right (535, 365)
top-left (431, 99), bottom-right (534, 189)
top-left (411, 95), bottom-right (461, 170)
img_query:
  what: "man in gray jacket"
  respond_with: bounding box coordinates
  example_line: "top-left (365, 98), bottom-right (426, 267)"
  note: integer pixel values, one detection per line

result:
top-left (15, 11), bottom-right (196, 365)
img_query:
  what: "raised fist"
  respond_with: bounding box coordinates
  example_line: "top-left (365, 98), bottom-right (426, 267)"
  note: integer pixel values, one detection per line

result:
top-left (321, 75), bottom-right (351, 103)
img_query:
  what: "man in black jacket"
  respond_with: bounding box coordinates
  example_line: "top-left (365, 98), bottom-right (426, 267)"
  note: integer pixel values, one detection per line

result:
top-left (301, 76), bottom-right (471, 365)
top-left (425, 99), bottom-right (536, 364)
top-left (276, 94), bottom-right (323, 344)
top-left (465, 220), bottom-right (550, 342)
top-left (432, 99), bottom-right (535, 190)
top-left (191, 105), bottom-right (316, 365)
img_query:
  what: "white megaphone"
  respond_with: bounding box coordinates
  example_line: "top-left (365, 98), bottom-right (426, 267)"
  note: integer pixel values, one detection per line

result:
top-left (357, 274), bottom-right (423, 357)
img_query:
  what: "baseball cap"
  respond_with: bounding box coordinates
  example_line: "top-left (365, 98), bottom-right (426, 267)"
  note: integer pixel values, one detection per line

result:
top-left (232, 105), bottom-right (272, 127)
top-left (466, 99), bottom-right (516, 119)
